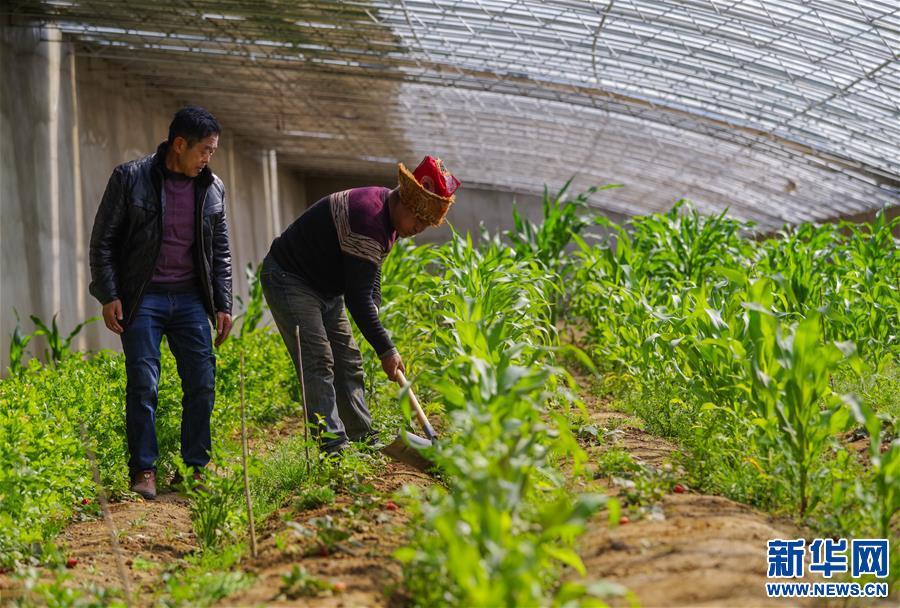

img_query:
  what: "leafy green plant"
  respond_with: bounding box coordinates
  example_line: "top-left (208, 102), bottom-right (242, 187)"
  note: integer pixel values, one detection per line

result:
top-left (377, 229), bottom-right (613, 606)
top-left (236, 263), bottom-right (266, 337)
top-left (594, 447), bottom-right (641, 478)
top-left (10, 568), bottom-right (113, 607)
top-left (595, 448), bottom-right (674, 509)
top-left (159, 544), bottom-right (251, 607)
top-left (0, 287), bottom-right (304, 582)
top-left (7, 312), bottom-right (33, 376)
top-left (624, 199), bottom-right (751, 289)
top-left (307, 515), bottom-right (351, 555)
top-left (848, 398), bottom-right (900, 542)
top-left (294, 486), bottom-right (335, 512)
top-left (507, 180), bottom-right (618, 269)
top-left (279, 565), bottom-right (338, 599)
top-left (507, 181), bottom-right (620, 324)
top-left (745, 299), bottom-right (853, 515)
top-left (29, 313), bottom-right (99, 365)
top-left (567, 200), bottom-right (897, 544)
top-left (182, 463), bottom-right (244, 551)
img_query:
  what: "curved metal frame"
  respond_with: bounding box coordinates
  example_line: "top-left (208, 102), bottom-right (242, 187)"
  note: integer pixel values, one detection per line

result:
top-left (5, 0), bottom-right (898, 228)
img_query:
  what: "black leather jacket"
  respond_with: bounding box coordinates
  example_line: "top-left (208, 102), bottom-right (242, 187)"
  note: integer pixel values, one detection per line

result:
top-left (89, 142), bottom-right (232, 323)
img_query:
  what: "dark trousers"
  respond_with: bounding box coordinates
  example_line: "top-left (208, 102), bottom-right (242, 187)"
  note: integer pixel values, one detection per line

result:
top-left (260, 254), bottom-right (373, 453)
top-left (120, 290), bottom-right (215, 473)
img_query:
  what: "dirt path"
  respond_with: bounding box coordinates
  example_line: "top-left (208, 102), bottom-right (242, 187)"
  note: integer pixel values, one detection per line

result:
top-left (0, 486), bottom-right (196, 606)
top-left (0, 460), bottom-right (429, 607)
top-left (0, 407), bottom-right (433, 607)
top-left (58, 490), bottom-right (194, 592)
top-left (571, 375), bottom-right (840, 607)
top-left (220, 460), bottom-right (430, 607)
top-left (0, 460), bottom-right (430, 607)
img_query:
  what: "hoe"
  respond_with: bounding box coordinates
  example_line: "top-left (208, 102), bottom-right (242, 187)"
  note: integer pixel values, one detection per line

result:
top-left (381, 370), bottom-right (437, 473)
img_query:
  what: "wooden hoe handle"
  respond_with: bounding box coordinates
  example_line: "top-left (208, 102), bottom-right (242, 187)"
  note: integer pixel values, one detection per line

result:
top-left (396, 370), bottom-right (436, 441)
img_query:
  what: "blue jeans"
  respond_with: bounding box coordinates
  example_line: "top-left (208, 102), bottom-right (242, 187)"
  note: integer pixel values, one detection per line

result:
top-left (260, 254), bottom-right (372, 453)
top-left (120, 290), bottom-right (215, 473)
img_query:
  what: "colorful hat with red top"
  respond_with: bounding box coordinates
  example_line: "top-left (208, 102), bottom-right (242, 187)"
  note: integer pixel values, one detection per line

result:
top-left (398, 156), bottom-right (461, 226)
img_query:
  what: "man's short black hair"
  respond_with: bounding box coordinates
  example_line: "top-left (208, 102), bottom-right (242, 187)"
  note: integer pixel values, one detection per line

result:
top-left (168, 106), bottom-right (221, 146)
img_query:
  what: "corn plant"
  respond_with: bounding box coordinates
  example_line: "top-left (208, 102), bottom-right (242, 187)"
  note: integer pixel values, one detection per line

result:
top-left (625, 200), bottom-right (751, 290)
top-left (848, 397), bottom-right (900, 541)
top-left (845, 394), bottom-right (900, 586)
top-left (7, 312), bottom-right (33, 376)
top-left (236, 262), bottom-right (266, 337)
top-left (507, 181), bottom-right (619, 325)
top-left (569, 201), bottom-right (896, 530)
top-left (745, 298), bottom-right (853, 515)
top-left (831, 209), bottom-right (899, 359)
top-left (507, 180), bottom-right (618, 270)
top-left (29, 313), bottom-right (99, 365)
top-left (379, 231), bottom-right (609, 605)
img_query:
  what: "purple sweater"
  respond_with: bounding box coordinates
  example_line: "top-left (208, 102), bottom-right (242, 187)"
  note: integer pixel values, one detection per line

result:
top-left (152, 169), bottom-right (197, 285)
top-left (269, 187), bottom-right (398, 356)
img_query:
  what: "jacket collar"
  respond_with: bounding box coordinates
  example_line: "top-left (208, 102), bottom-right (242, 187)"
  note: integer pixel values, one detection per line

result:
top-left (153, 141), bottom-right (214, 187)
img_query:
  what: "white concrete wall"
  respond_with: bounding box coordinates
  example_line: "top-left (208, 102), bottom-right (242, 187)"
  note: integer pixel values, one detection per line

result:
top-left (1, 25), bottom-right (76, 369)
top-left (0, 25), bottom-right (306, 371)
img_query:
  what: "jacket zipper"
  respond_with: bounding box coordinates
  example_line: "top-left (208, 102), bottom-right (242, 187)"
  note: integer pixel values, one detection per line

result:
top-left (196, 185), bottom-right (215, 317)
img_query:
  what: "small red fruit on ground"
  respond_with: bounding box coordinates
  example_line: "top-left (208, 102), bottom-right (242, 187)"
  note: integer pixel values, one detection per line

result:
top-left (65, 558), bottom-right (78, 569)
top-left (673, 484), bottom-right (685, 493)
top-left (384, 501), bottom-right (399, 511)
top-left (333, 581), bottom-right (347, 593)
top-left (619, 516), bottom-right (630, 525)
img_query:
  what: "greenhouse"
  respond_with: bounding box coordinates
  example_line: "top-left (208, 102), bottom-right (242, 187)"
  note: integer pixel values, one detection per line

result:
top-left (0, 1), bottom-right (898, 606)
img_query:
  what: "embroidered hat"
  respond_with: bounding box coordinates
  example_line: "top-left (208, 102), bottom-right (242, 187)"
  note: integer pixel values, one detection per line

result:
top-left (398, 156), bottom-right (461, 226)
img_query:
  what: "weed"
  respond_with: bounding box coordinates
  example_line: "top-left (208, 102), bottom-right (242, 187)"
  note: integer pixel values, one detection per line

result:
top-left (279, 565), bottom-right (337, 599)
top-left (294, 486), bottom-right (336, 512)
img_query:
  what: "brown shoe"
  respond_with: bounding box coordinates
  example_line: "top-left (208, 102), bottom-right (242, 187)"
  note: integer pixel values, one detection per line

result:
top-left (171, 468), bottom-right (206, 492)
top-left (130, 470), bottom-right (157, 500)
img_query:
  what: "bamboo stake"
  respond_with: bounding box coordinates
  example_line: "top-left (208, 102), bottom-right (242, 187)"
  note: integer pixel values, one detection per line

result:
top-left (239, 349), bottom-right (258, 558)
top-left (79, 423), bottom-right (133, 606)
top-left (294, 325), bottom-right (311, 474)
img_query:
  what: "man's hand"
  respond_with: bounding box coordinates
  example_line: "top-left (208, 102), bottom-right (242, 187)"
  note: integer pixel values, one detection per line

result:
top-left (102, 299), bottom-right (124, 334)
top-left (381, 351), bottom-right (405, 382)
top-left (215, 312), bottom-right (233, 347)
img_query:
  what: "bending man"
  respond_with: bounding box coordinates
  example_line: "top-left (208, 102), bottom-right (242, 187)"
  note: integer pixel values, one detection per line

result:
top-left (261, 157), bottom-right (460, 455)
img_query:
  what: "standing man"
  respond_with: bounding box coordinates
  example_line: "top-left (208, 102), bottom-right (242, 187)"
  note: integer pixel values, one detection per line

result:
top-left (89, 106), bottom-right (233, 499)
top-left (261, 156), bottom-right (461, 456)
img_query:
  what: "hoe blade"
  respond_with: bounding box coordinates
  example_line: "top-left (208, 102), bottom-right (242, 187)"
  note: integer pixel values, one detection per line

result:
top-left (381, 430), bottom-right (435, 472)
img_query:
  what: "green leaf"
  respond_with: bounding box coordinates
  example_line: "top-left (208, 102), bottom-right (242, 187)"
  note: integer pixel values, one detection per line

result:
top-left (393, 546), bottom-right (417, 563)
top-left (544, 545), bottom-right (587, 576)
top-left (709, 266), bottom-right (748, 286)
